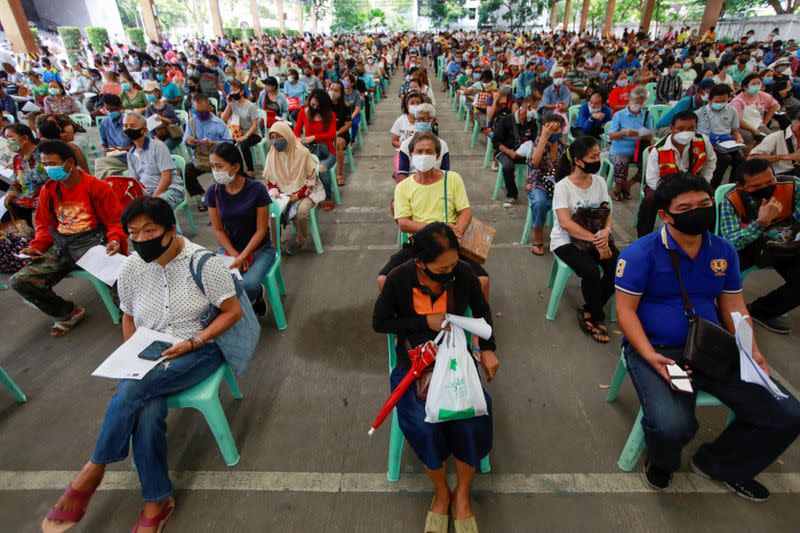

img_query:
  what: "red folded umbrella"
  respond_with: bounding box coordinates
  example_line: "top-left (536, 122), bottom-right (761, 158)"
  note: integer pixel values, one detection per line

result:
top-left (368, 336), bottom-right (441, 436)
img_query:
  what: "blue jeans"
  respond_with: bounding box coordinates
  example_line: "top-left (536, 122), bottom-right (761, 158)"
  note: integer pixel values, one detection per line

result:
top-left (163, 137), bottom-right (181, 153)
top-left (527, 188), bottom-right (552, 228)
top-left (624, 343), bottom-right (800, 482)
top-left (318, 154), bottom-right (336, 200)
top-left (216, 247), bottom-right (276, 304)
top-left (91, 343), bottom-right (225, 501)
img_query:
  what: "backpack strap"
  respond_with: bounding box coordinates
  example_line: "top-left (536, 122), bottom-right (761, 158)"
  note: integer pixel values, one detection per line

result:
top-left (188, 250), bottom-right (215, 294)
top-left (443, 171), bottom-right (449, 224)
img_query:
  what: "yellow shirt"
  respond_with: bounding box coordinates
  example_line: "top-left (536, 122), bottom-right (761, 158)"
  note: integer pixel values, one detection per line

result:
top-left (394, 171), bottom-right (470, 224)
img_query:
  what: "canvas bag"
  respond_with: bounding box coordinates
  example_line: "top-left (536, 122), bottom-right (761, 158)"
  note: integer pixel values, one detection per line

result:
top-left (188, 118), bottom-right (212, 171)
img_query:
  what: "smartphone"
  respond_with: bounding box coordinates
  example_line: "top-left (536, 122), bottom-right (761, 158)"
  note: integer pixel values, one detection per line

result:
top-left (138, 341), bottom-right (172, 361)
top-left (14, 253), bottom-right (31, 259)
top-left (667, 364), bottom-right (693, 394)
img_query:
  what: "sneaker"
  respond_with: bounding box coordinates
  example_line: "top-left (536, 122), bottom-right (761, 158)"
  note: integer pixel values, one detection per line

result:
top-left (723, 479), bottom-right (770, 502)
top-left (748, 305), bottom-right (791, 334)
top-left (503, 197), bottom-right (516, 208)
top-left (252, 285), bottom-right (268, 318)
top-left (490, 161), bottom-right (498, 171)
top-left (642, 460), bottom-right (672, 492)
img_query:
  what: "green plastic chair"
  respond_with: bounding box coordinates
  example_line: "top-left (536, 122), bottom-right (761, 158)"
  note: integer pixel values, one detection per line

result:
top-left (250, 137), bottom-right (269, 169)
top-left (648, 104), bottom-right (671, 126)
top-left (606, 351), bottom-right (733, 471)
top-left (327, 161), bottom-right (342, 206)
top-left (470, 119), bottom-right (481, 148)
top-left (209, 97), bottom-right (219, 112)
top-left (167, 362), bottom-right (243, 466)
top-left (645, 83), bottom-right (657, 106)
top-left (68, 270), bottom-right (121, 324)
top-left (483, 137), bottom-right (494, 168)
top-left (0, 280), bottom-right (7, 289)
top-left (464, 107), bottom-right (472, 132)
top-left (304, 205), bottom-right (324, 254)
top-left (359, 108), bottom-right (369, 135)
top-left (264, 204), bottom-right (288, 330)
top-left (0, 366), bottom-right (27, 402)
top-left (601, 157), bottom-right (614, 193)
top-left (545, 255), bottom-right (617, 322)
top-left (519, 203), bottom-right (553, 245)
top-left (170, 154), bottom-right (197, 236)
top-left (95, 115), bottom-right (107, 129)
top-left (397, 230), bottom-right (409, 249)
top-left (492, 163), bottom-right (527, 201)
top-left (69, 113), bottom-right (92, 130)
top-left (385, 334), bottom-right (490, 482)
top-left (175, 109), bottom-right (189, 126)
top-left (344, 144), bottom-right (356, 171)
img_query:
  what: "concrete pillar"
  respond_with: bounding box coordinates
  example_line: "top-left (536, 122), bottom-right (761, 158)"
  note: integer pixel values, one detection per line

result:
top-left (139, 0), bottom-right (161, 43)
top-left (603, 0), bottom-right (616, 37)
top-left (311, 9), bottom-right (318, 34)
top-left (0, 0), bottom-right (39, 54)
top-left (699, 0), bottom-right (724, 36)
top-left (579, 0), bottom-right (590, 33)
top-left (562, 0), bottom-right (571, 32)
top-left (209, 0), bottom-right (224, 38)
top-left (550, 0), bottom-right (558, 30)
top-left (641, 0), bottom-right (656, 34)
top-left (296, 1), bottom-right (304, 34)
top-left (276, 0), bottom-right (286, 35)
top-left (251, 0), bottom-right (262, 37)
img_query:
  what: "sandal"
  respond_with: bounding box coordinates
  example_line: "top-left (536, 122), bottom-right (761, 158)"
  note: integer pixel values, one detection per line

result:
top-left (424, 498), bottom-right (449, 533)
top-left (577, 309), bottom-right (595, 336)
top-left (50, 307), bottom-right (86, 338)
top-left (454, 516), bottom-right (479, 533)
top-left (610, 191), bottom-right (623, 202)
top-left (530, 242), bottom-right (545, 256)
top-left (131, 497), bottom-right (175, 533)
top-left (42, 484), bottom-right (97, 533)
top-left (336, 175), bottom-right (345, 186)
top-left (592, 322), bottom-right (611, 344)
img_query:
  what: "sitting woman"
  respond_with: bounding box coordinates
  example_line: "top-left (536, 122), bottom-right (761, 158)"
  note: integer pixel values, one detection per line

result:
top-left (43, 80), bottom-right (80, 115)
top-left (36, 115), bottom-right (90, 172)
top-left (207, 142), bottom-right (275, 317)
top-left (572, 88), bottom-right (612, 140)
top-left (525, 113), bottom-right (568, 256)
top-left (263, 122), bottom-right (325, 255)
top-left (2, 123), bottom-right (49, 227)
top-left (120, 77), bottom-right (148, 113)
top-left (550, 136), bottom-right (618, 343)
top-left (372, 222), bottom-right (500, 533)
top-left (608, 72), bottom-right (633, 113)
top-left (41, 196), bottom-right (242, 533)
top-left (283, 69), bottom-right (309, 123)
top-left (328, 80), bottom-right (353, 187)
top-left (258, 76), bottom-right (290, 128)
top-left (143, 81), bottom-right (181, 152)
top-left (293, 89), bottom-right (337, 205)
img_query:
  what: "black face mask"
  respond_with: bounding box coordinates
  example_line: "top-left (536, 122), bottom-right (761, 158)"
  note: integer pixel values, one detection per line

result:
top-left (748, 185), bottom-right (776, 202)
top-left (230, 92), bottom-right (242, 100)
top-left (132, 233), bottom-right (173, 263)
top-left (124, 128), bottom-right (144, 141)
top-left (667, 206), bottom-right (716, 236)
top-left (579, 159), bottom-right (602, 175)
top-left (423, 265), bottom-right (455, 285)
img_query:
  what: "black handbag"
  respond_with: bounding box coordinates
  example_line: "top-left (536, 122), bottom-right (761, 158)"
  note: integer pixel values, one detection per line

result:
top-left (668, 251), bottom-right (740, 382)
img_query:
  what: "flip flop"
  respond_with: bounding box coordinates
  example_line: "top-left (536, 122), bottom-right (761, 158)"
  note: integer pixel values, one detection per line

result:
top-left (454, 515), bottom-right (479, 533)
top-left (577, 308), bottom-right (595, 336)
top-left (41, 484), bottom-right (97, 533)
top-left (131, 497), bottom-right (175, 533)
top-left (425, 498), bottom-right (449, 533)
top-left (530, 243), bottom-right (545, 256)
top-left (50, 307), bottom-right (86, 338)
top-left (592, 322), bottom-right (611, 344)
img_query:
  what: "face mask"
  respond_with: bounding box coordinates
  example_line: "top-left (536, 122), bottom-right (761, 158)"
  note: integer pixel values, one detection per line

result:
top-left (414, 121), bottom-right (432, 133)
top-left (342, 79), bottom-right (350, 89)
top-left (578, 159), bottom-right (601, 174)
top-left (408, 104), bottom-right (419, 115)
top-left (156, 74), bottom-right (165, 81)
top-left (473, 73), bottom-right (481, 79)
top-left (423, 265), bottom-right (455, 284)
top-left (539, 72), bottom-right (547, 78)
top-left (132, 233), bottom-right (173, 263)
top-left (762, 76), bottom-right (773, 85)
top-left (588, 106), bottom-right (602, 113)
top-left (526, 109), bottom-right (536, 121)
top-left (48, 87), bottom-right (61, 95)
top-left (195, 110), bottom-right (211, 120)
top-left (670, 69), bottom-right (679, 76)
top-left (600, 72), bottom-right (609, 79)
top-left (121, 83), bottom-right (132, 91)
top-left (748, 184), bottom-right (776, 201)
top-left (145, 94), bottom-right (157, 103)
top-left (271, 137), bottom-right (288, 152)
top-left (710, 102), bottom-right (727, 111)
top-left (6, 139), bottom-right (20, 152)
top-left (673, 131), bottom-right (695, 145)
top-left (616, 79), bottom-right (628, 87)
top-left (548, 133), bottom-right (561, 143)
top-left (230, 92), bottom-right (242, 100)
top-left (683, 63), bottom-right (691, 69)
top-left (212, 169), bottom-right (235, 185)
top-left (667, 206), bottom-right (715, 235)
top-left (629, 103), bottom-right (642, 113)
top-left (553, 77), bottom-right (564, 86)
top-left (108, 111), bottom-right (121, 119)
top-left (465, 70), bottom-right (473, 76)
top-left (411, 154), bottom-right (436, 172)
top-left (124, 128), bottom-right (144, 141)
top-left (44, 164), bottom-right (70, 181)
top-left (700, 93), bottom-right (709, 103)
top-left (500, 85), bottom-right (512, 95)
top-left (747, 85), bottom-right (761, 95)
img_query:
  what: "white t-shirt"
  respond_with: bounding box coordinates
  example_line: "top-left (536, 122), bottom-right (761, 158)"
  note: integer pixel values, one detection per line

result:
top-left (391, 115), bottom-right (416, 145)
top-left (549, 174), bottom-right (611, 251)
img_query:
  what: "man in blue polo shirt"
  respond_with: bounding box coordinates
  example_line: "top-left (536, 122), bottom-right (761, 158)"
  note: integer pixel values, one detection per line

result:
top-left (615, 172), bottom-right (800, 501)
top-left (94, 94), bottom-right (131, 178)
top-left (613, 49), bottom-right (641, 77)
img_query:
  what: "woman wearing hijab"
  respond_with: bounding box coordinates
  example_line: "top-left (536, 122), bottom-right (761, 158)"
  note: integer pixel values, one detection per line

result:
top-left (263, 122), bottom-right (325, 255)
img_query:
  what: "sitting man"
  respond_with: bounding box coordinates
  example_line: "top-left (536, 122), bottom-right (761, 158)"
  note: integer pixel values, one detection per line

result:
top-left (640, 111), bottom-right (716, 237)
top-left (12, 140), bottom-right (126, 337)
top-left (94, 94), bottom-right (131, 178)
top-left (718, 158), bottom-right (799, 334)
top-left (656, 78), bottom-right (715, 137)
top-left (182, 93), bottom-right (232, 210)
top-left (123, 112), bottom-right (185, 210)
top-left (748, 119), bottom-right (800, 178)
top-left (397, 104), bottom-right (450, 180)
top-left (695, 83), bottom-right (746, 189)
top-left (491, 94), bottom-right (539, 208)
top-left (616, 171), bottom-right (800, 501)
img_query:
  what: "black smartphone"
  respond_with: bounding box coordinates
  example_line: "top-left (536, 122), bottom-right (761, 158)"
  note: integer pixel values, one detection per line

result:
top-left (138, 341), bottom-right (172, 361)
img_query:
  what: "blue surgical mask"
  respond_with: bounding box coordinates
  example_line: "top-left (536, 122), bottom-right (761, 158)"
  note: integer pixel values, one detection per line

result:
top-left (44, 164), bottom-right (70, 181)
top-left (121, 83), bottom-right (132, 91)
top-left (108, 111), bottom-right (121, 119)
top-left (415, 121), bottom-right (432, 133)
top-left (156, 74), bottom-right (165, 81)
top-left (145, 94), bottom-right (157, 103)
top-left (599, 72), bottom-right (609, 79)
top-left (763, 76), bottom-right (773, 85)
top-left (710, 102), bottom-right (727, 111)
top-left (548, 133), bottom-right (562, 143)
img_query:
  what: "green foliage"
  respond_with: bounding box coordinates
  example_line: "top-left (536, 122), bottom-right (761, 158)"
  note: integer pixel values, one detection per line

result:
top-left (125, 27), bottom-right (146, 49)
top-left (241, 28), bottom-right (255, 40)
top-left (225, 27), bottom-right (243, 39)
top-left (309, 0), bottom-right (330, 23)
top-left (430, 0), bottom-right (466, 28)
top-left (85, 27), bottom-right (110, 51)
top-left (115, 0), bottom-right (140, 28)
top-left (58, 26), bottom-right (82, 51)
top-left (28, 23), bottom-right (41, 46)
top-left (331, 0), bottom-right (365, 32)
top-left (155, 0), bottom-right (190, 31)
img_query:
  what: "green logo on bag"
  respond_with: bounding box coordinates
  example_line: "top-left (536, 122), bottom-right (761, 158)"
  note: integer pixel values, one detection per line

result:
top-left (449, 358), bottom-right (457, 371)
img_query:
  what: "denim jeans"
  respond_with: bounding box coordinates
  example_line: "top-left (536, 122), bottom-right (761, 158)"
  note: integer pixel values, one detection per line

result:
top-left (319, 154), bottom-right (336, 200)
top-left (91, 343), bottom-right (225, 501)
top-left (216, 247), bottom-right (276, 304)
top-left (624, 343), bottom-right (800, 482)
top-left (527, 188), bottom-right (552, 228)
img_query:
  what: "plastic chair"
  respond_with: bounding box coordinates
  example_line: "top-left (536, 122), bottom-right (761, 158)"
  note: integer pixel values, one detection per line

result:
top-left (606, 351), bottom-right (733, 471)
top-left (519, 201), bottom-right (554, 245)
top-left (256, 108), bottom-right (267, 135)
top-left (648, 104), bottom-right (671, 127)
top-left (482, 137), bottom-right (494, 168)
top-left (470, 119), bottom-right (481, 147)
top-left (69, 113), bottom-right (92, 129)
top-left (545, 255), bottom-right (617, 322)
top-left (95, 115), bottom-right (107, 128)
top-left (713, 184), bottom-right (736, 235)
top-left (645, 83), bottom-right (656, 106)
top-left (250, 137), bottom-right (269, 169)
top-left (385, 334), bottom-right (490, 482)
top-left (327, 161), bottom-right (342, 206)
top-left (263, 203), bottom-right (287, 330)
top-left (308, 205), bottom-right (324, 254)
top-left (0, 366), bottom-right (27, 402)
top-left (68, 270), bottom-right (121, 324)
top-left (175, 109), bottom-right (189, 126)
top-left (209, 97), bottom-right (219, 112)
top-left (359, 108), bottom-right (368, 135)
top-left (167, 362), bottom-right (243, 466)
top-left (170, 154), bottom-right (197, 236)
top-left (345, 144), bottom-right (356, 171)
top-left (601, 157), bottom-right (614, 193)
top-left (492, 163), bottom-right (527, 201)
top-left (3, 113), bottom-right (15, 124)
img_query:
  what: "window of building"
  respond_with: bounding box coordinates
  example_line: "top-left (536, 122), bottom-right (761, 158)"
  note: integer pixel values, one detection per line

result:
top-left (467, 8), bottom-right (476, 19)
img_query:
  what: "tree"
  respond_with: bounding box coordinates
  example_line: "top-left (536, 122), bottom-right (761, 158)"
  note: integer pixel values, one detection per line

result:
top-left (430, 0), bottom-right (466, 28)
top-left (183, 0), bottom-right (209, 36)
top-left (366, 8), bottom-right (387, 30)
top-left (479, 0), bottom-right (501, 26)
top-left (115, 0), bottom-right (140, 29)
top-left (331, 0), bottom-right (365, 32)
top-left (154, 0), bottom-right (189, 32)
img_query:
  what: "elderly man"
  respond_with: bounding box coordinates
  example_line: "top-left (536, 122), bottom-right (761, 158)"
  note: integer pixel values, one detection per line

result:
top-left (94, 94), bottom-right (131, 178)
top-left (608, 86), bottom-right (654, 200)
top-left (397, 103), bottom-right (450, 179)
top-left (183, 93), bottom-right (232, 209)
top-left (123, 112), bottom-right (185, 210)
top-left (539, 66), bottom-right (571, 117)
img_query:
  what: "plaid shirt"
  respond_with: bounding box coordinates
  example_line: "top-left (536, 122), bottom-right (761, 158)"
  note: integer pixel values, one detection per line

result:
top-left (0, 93), bottom-right (18, 120)
top-left (718, 177), bottom-right (800, 250)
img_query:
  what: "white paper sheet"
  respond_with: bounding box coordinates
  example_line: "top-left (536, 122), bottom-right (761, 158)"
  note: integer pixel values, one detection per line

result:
top-left (92, 327), bottom-right (182, 379)
top-left (444, 314), bottom-right (493, 340)
top-left (718, 140), bottom-right (745, 150)
top-left (75, 245), bottom-right (127, 286)
top-left (217, 254), bottom-right (243, 279)
top-left (732, 312), bottom-right (788, 399)
top-left (0, 195), bottom-right (7, 221)
top-left (273, 194), bottom-right (291, 214)
top-left (21, 101), bottom-right (41, 113)
top-left (146, 115), bottom-right (163, 131)
top-left (637, 127), bottom-right (652, 139)
top-left (0, 138), bottom-right (16, 168)
top-left (515, 140), bottom-right (533, 159)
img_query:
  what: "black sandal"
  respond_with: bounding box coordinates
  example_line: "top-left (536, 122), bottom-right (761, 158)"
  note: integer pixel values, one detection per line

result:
top-left (591, 322), bottom-right (611, 344)
top-left (530, 242), bottom-right (545, 256)
top-left (577, 309), bottom-right (595, 335)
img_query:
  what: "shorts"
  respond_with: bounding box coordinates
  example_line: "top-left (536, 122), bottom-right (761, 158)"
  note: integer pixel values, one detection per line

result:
top-left (338, 132), bottom-right (351, 145)
top-left (378, 245), bottom-right (489, 278)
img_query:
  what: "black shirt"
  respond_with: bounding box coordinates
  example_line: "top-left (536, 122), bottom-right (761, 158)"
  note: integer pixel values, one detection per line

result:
top-left (332, 102), bottom-right (352, 130)
top-left (492, 113), bottom-right (538, 151)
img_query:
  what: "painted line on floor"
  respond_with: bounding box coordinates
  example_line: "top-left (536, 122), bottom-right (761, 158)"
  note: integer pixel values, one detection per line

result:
top-left (323, 243), bottom-right (530, 252)
top-left (2, 471), bottom-right (799, 495)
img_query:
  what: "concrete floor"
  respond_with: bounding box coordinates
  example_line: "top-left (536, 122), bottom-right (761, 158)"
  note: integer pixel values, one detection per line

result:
top-left (1, 73), bottom-right (799, 532)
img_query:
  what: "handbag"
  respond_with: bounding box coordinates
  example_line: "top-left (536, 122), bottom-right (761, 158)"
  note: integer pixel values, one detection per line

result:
top-left (188, 118), bottom-right (211, 171)
top-left (668, 250), bottom-right (740, 382)
top-left (166, 123), bottom-right (184, 140)
top-left (571, 202), bottom-right (615, 252)
top-left (47, 184), bottom-right (107, 269)
top-left (443, 171), bottom-right (495, 264)
top-left (0, 215), bottom-right (34, 273)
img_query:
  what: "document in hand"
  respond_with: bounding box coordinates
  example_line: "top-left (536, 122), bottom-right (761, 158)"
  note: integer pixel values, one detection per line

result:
top-left (444, 314), bottom-right (493, 340)
top-left (75, 245), bottom-right (127, 286)
top-left (716, 140), bottom-right (746, 153)
top-left (273, 194), bottom-right (291, 214)
top-left (732, 312), bottom-right (788, 400)
top-left (92, 327), bottom-right (183, 380)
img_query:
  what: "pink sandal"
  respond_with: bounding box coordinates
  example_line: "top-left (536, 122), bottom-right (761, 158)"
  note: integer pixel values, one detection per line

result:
top-left (131, 498), bottom-right (175, 533)
top-left (41, 485), bottom-right (97, 532)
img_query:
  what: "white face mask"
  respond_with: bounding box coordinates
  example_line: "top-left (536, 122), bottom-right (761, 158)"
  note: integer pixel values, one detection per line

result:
top-left (212, 169), bottom-right (235, 185)
top-left (588, 106), bottom-right (601, 113)
top-left (629, 103), bottom-right (642, 113)
top-left (553, 77), bottom-right (564, 86)
top-left (412, 154), bottom-right (436, 172)
top-left (673, 131), bottom-right (695, 145)
top-left (526, 109), bottom-right (536, 121)
top-left (408, 104), bottom-right (419, 115)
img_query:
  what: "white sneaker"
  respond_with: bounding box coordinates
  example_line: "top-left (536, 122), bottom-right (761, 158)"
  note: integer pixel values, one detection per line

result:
top-left (490, 161), bottom-right (498, 171)
top-left (503, 197), bottom-right (516, 208)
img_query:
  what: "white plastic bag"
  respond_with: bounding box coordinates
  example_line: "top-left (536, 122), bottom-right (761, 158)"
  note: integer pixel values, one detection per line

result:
top-left (424, 325), bottom-right (488, 423)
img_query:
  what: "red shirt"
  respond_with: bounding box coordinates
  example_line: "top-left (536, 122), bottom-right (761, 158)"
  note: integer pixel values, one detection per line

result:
top-left (609, 85), bottom-right (633, 111)
top-left (293, 108), bottom-right (337, 154)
